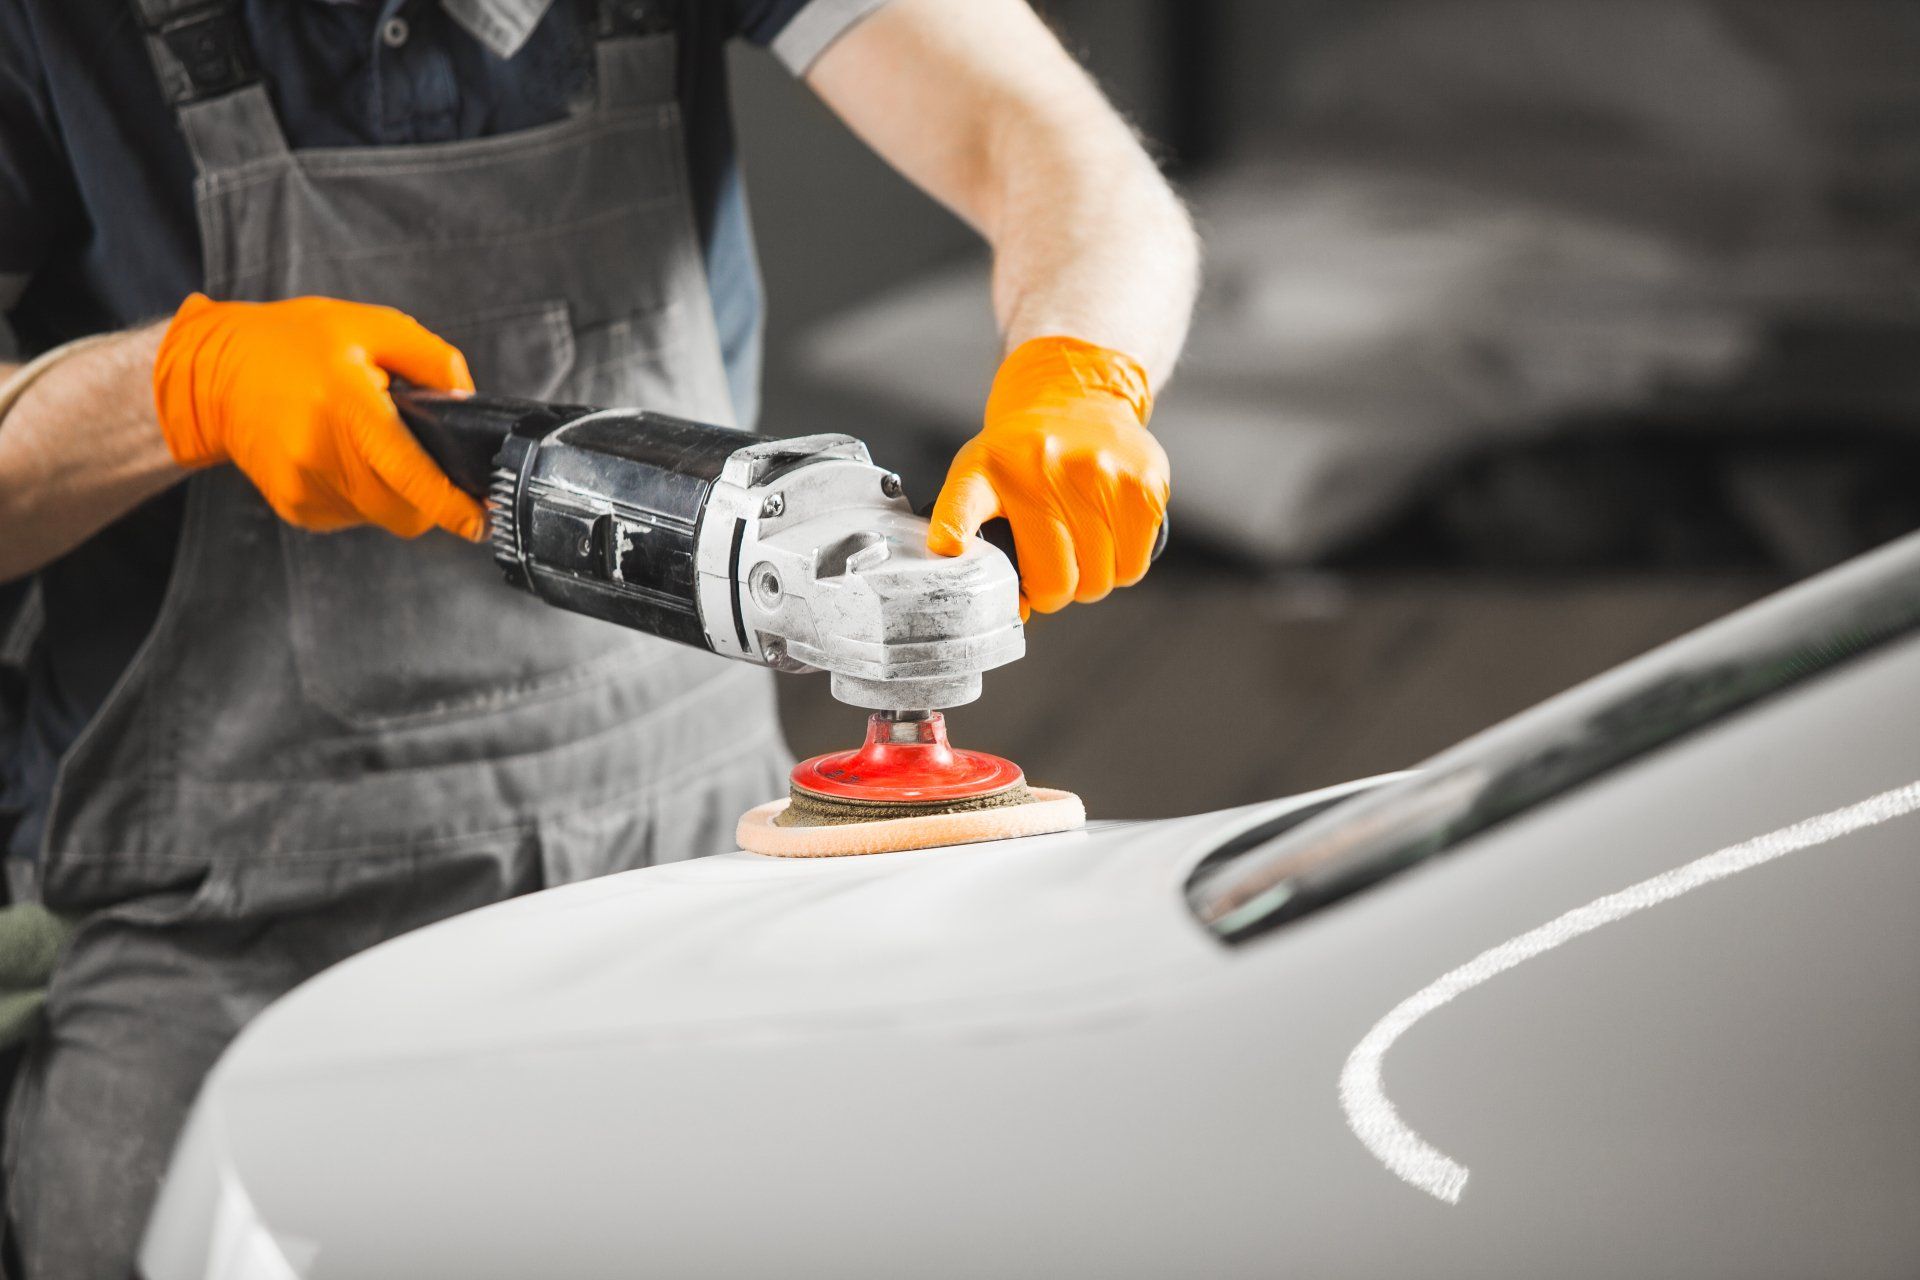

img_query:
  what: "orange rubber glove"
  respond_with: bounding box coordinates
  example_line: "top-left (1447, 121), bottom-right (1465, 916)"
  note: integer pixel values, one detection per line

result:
top-left (153, 293), bottom-right (485, 541)
top-left (928, 336), bottom-right (1169, 618)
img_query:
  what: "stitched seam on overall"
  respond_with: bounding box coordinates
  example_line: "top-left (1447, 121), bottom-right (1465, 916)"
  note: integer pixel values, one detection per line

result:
top-left (570, 304), bottom-right (692, 376)
top-left (193, 109), bottom-right (674, 195)
top-left (298, 111), bottom-right (672, 177)
top-left (47, 713), bottom-right (778, 865)
top-left (192, 173), bottom-right (230, 295)
top-left (548, 730), bottom-right (791, 824)
top-left (424, 296), bottom-right (573, 330)
top-left (39, 852), bottom-right (214, 868)
top-left (150, 487), bottom-right (230, 865)
top-left (280, 591), bottom-right (665, 730)
top-left (169, 724), bottom-right (786, 861)
top-left (306, 644), bottom-right (661, 730)
top-left (53, 654), bottom-right (772, 865)
top-left (41, 480), bottom-right (225, 871)
top-left (178, 660), bottom-right (772, 791)
top-left (218, 194), bottom-right (679, 295)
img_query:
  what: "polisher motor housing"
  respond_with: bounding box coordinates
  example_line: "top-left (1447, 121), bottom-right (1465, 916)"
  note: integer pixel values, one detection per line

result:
top-left (394, 388), bottom-right (1025, 713)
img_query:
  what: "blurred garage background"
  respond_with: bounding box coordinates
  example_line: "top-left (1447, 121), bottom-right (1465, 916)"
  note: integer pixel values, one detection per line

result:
top-left (739, 0), bottom-right (1920, 816)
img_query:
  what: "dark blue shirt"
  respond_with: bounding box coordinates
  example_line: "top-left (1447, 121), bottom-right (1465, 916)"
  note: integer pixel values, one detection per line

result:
top-left (0, 0), bottom-right (874, 860)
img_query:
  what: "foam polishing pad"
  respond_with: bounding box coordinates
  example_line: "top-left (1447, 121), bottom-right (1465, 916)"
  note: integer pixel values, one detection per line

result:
top-left (736, 788), bottom-right (1085, 858)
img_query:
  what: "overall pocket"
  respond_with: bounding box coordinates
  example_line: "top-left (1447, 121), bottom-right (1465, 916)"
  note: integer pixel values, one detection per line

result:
top-left (282, 299), bottom-right (655, 729)
top-left (567, 299), bottom-right (692, 409)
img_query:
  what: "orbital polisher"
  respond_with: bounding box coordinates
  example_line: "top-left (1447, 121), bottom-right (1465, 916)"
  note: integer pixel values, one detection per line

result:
top-left (394, 387), bottom-right (1086, 857)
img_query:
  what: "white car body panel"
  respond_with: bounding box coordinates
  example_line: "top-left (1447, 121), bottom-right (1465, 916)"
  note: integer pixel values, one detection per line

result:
top-left (144, 537), bottom-right (1920, 1279)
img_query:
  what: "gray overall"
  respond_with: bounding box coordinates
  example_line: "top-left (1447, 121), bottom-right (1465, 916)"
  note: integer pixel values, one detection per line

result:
top-left (3, 4), bottom-right (790, 1275)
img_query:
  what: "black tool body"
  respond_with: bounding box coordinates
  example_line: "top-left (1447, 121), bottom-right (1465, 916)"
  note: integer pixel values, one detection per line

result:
top-left (392, 386), bottom-right (767, 649)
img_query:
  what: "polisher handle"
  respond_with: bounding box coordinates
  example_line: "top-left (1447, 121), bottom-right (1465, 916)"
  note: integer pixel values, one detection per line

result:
top-left (389, 385), bottom-right (530, 499)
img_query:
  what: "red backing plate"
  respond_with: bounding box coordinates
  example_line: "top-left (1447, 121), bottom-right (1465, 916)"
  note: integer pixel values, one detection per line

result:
top-left (791, 712), bottom-right (1024, 804)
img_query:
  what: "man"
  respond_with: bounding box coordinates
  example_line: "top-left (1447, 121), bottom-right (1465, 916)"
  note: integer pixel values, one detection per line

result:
top-left (0, 0), bottom-right (1198, 1273)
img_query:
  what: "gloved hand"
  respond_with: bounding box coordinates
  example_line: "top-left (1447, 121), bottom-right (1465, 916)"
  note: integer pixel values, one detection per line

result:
top-left (928, 336), bottom-right (1169, 618)
top-left (153, 293), bottom-right (485, 540)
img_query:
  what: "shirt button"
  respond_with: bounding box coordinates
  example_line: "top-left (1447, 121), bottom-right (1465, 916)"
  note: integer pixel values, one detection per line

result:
top-left (381, 16), bottom-right (410, 48)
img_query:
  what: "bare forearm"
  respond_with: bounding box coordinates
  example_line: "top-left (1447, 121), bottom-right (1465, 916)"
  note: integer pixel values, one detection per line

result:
top-left (0, 323), bottom-right (179, 581)
top-left (982, 105), bottom-right (1198, 387)
top-left (808, 0), bottom-right (1200, 389)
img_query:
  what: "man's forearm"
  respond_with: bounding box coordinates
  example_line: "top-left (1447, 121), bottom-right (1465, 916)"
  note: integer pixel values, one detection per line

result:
top-left (981, 106), bottom-right (1198, 389)
top-left (807, 0), bottom-right (1200, 390)
top-left (0, 322), bottom-right (179, 581)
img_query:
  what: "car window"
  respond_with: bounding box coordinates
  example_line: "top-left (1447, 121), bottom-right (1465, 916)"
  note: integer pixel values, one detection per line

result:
top-left (1188, 535), bottom-right (1920, 944)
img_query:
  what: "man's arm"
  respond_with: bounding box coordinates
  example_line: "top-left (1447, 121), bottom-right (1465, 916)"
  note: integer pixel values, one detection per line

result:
top-left (806, 0), bottom-right (1199, 614)
top-left (805, 0), bottom-right (1200, 385)
top-left (0, 325), bottom-right (179, 582)
top-left (0, 297), bottom-right (485, 584)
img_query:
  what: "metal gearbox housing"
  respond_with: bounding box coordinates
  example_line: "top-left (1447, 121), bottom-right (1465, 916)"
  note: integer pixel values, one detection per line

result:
top-left (695, 435), bottom-right (1024, 711)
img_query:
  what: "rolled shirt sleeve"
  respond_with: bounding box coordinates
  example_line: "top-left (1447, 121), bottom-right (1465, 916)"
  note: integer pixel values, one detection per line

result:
top-left (735, 0), bottom-right (902, 76)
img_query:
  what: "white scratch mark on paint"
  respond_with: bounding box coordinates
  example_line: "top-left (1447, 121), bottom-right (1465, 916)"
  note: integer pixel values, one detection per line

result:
top-left (1341, 779), bottom-right (1920, 1204)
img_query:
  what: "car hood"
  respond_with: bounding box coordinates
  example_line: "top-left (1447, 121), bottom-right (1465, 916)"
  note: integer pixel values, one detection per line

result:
top-left (144, 628), bottom-right (1920, 1280)
top-left (220, 788), bottom-right (1372, 1085)
top-left (145, 782), bottom-right (1386, 1280)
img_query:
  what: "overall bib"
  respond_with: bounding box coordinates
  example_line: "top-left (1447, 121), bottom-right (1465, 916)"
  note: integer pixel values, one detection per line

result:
top-left (4, 3), bottom-right (790, 1273)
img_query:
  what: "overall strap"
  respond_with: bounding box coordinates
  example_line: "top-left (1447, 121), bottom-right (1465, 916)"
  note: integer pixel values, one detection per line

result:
top-left (129, 0), bottom-right (290, 173)
top-left (595, 0), bottom-right (681, 112)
